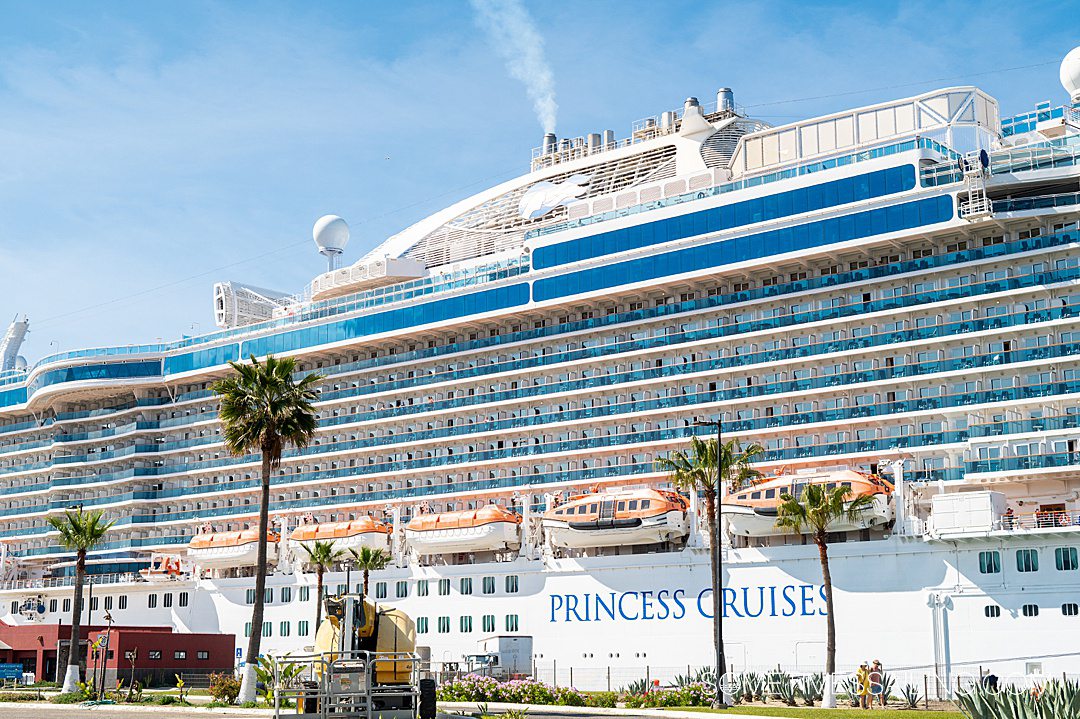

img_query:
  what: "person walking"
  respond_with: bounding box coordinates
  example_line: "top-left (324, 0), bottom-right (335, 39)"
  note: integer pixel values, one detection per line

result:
top-left (856, 663), bottom-right (871, 709)
top-left (870, 660), bottom-right (885, 707)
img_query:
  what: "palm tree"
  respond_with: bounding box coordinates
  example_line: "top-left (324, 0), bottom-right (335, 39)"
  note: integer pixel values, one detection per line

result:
top-left (302, 540), bottom-right (345, 629)
top-left (655, 437), bottom-right (763, 677)
top-left (213, 354), bottom-right (322, 704)
top-left (350, 547), bottom-right (391, 596)
top-left (775, 484), bottom-right (874, 707)
top-left (47, 508), bottom-right (115, 693)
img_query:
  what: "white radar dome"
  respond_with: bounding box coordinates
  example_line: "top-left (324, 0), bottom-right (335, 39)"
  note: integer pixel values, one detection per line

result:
top-left (313, 215), bottom-right (350, 254)
top-left (1062, 46), bottom-right (1080, 102)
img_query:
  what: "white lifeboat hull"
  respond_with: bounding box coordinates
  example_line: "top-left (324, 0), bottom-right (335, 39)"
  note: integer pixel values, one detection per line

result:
top-left (291, 532), bottom-right (389, 554)
top-left (406, 521), bottom-right (520, 555)
top-left (188, 540), bottom-right (278, 569)
top-left (544, 509), bottom-right (690, 549)
top-left (723, 494), bottom-right (893, 538)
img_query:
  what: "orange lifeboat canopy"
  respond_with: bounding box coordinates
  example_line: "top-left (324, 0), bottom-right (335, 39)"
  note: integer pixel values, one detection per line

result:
top-left (406, 504), bottom-right (521, 533)
top-left (290, 517), bottom-right (391, 543)
top-left (188, 528), bottom-right (280, 550)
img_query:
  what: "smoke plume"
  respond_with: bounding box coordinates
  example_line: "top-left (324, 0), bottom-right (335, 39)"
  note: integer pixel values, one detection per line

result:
top-left (470, 0), bottom-right (558, 134)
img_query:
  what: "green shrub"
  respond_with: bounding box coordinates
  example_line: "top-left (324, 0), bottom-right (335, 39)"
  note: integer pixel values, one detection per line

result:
top-left (50, 693), bottom-right (84, 704)
top-left (0, 692), bottom-right (44, 702)
top-left (208, 672), bottom-right (241, 705)
top-left (586, 691), bottom-right (618, 708)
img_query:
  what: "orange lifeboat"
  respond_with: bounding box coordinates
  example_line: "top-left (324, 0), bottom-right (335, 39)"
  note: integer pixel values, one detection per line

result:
top-left (187, 528), bottom-right (280, 568)
top-left (290, 517), bottom-right (391, 552)
top-left (723, 468), bottom-right (894, 537)
top-left (405, 505), bottom-right (521, 555)
top-left (138, 554), bottom-right (188, 583)
top-left (542, 488), bottom-right (690, 548)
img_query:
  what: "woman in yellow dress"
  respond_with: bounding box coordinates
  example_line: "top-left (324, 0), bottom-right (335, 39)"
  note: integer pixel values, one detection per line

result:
top-left (855, 662), bottom-right (872, 709)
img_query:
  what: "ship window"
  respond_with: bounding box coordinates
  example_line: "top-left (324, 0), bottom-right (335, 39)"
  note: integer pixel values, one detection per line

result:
top-left (437, 616), bottom-right (450, 634)
top-left (104, 597), bottom-right (112, 611)
top-left (1022, 604), bottom-right (1039, 617)
top-left (506, 576), bottom-right (519, 593)
top-left (299, 621), bottom-right (310, 636)
top-left (281, 587), bottom-right (291, 603)
top-left (49, 600), bottom-right (57, 613)
top-left (375, 582), bottom-right (387, 599)
top-left (174, 650), bottom-right (187, 660)
top-left (439, 579), bottom-right (450, 596)
top-left (118, 596), bottom-right (127, 610)
top-left (9, 602), bottom-right (15, 614)
top-left (577, 506), bottom-right (587, 515)
top-left (483, 577), bottom-right (496, 595)
top-left (280, 622), bottom-right (290, 637)
top-left (750, 492), bottom-right (762, 500)
top-left (640, 500), bottom-right (651, 509)
top-left (299, 586), bottom-right (310, 602)
top-left (1055, 547), bottom-right (1078, 571)
top-left (460, 616), bottom-right (473, 633)
top-left (979, 551), bottom-right (1001, 574)
top-left (396, 581), bottom-right (408, 598)
top-left (505, 614), bottom-right (519, 632)
top-left (417, 618), bottom-right (429, 634)
top-left (336, 584), bottom-right (347, 596)
top-left (1063, 603), bottom-right (1079, 616)
top-left (148, 594), bottom-right (158, 609)
top-left (149, 650), bottom-right (162, 660)
top-left (764, 490), bottom-right (775, 499)
top-left (197, 651), bottom-right (209, 660)
top-left (984, 605), bottom-right (1000, 618)
top-left (629, 500), bottom-right (639, 511)
top-left (179, 592), bottom-right (189, 607)
top-left (1017, 549), bottom-right (1039, 573)
top-left (244, 623), bottom-right (251, 638)
top-left (163, 593), bottom-right (173, 608)
top-left (245, 589), bottom-right (256, 605)
top-left (589, 503), bottom-right (598, 513)
top-left (460, 578), bottom-right (473, 595)
top-left (90, 597), bottom-right (98, 611)
top-left (617, 501), bottom-right (626, 511)
top-left (482, 615), bottom-right (495, 633)
top-left (262, 623), bottom-right (272, 637)
top-left (417, 580), bottom-right (429, 597)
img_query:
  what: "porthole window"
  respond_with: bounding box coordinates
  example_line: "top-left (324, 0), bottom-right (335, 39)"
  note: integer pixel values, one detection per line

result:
top-left (984, 605), bottom-right (1001, 618)
top-left (1063, 603), bottom-right (1079, 617)
top-left (1022, 604), bottom-right (1039, 617)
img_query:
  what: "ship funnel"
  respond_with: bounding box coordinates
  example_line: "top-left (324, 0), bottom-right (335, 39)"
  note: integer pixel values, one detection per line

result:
top-left (684, 97), bottom-right (700, 112)
top-left (717, 87), bottom-right (735, 112)
top-left (602, 129), bottom-right (615, 149)
top-left (542, 132), bottom-right (557, 155)
top-left (587, 133), bottom-right (601, 153)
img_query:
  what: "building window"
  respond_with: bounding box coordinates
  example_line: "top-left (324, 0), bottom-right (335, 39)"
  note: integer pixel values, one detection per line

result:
top-left (1063, 603), bottom-right (1080, 617)
top-left (298, 621), bottom-right (309, 636)
top-left (417, 618), bottom-right (429, 634)
top-left (439, 579), bottom-right (450, 596)
top-left (179, 592), bottom-right (189, 608)
top-left (262, 622), bottom-right (272, 637)
top-left (505, 575), bottom-right (519, 593)
top-left (63, 599), bottom-right (71, 613)
top-left (417, 580), bottom-right (429, 597)
top-left (460, 616), bottom-right (473, 633)
top-left (197, 651), bottom-right (209, 660)
top-left (1056, 547), bottom-right (1078, 571)
top-left (299, 586), bottom-right (310, 602)
top-left (280, 622), bottom-right (290, 637)
top-left (281, 587), bottom-right (292, 603)
top-left (396, 581), bottom-right (408, 598)
top-left (118, 596), bottom-right (127, 610)
top-left (1017, 549), bottom-right (1040, 573)
top-left (246, 589), bottom-right (256, 605)
top-left (984, 605), bottom-right (1001, 618)
top-left (163, 594), bottom-right (173, 608)
top-left (483, 577), bottom-right (496, 595)
top-left (375, 582), bottom-right (387, 599)
top-left (148, 594), bottom-right (158, 609)
top-left (482, 615), bottom-right (495, 633)
top-left (437, 616), bottom-right (450, 634)
top-left (978, 551), bottom-right (1000, 574)
top-left (505, 614), bottom-right (519, 632)
top-left (104, 597), bottom-right (113, 611)
top-left (174, 651), bottom-right (187, 660)
top-left (460, 578), bottom-right (472, 595)
top-left (149, 650), bottom-right (162, 660)
top-left (245, 623), bottom-right (252, 638)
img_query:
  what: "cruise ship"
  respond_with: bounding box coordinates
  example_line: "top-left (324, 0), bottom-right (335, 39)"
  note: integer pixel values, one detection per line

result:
top-left (2, 47), bottom-right (1080, 691)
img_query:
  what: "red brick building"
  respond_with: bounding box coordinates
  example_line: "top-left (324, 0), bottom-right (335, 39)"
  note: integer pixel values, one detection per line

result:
top-left (0, 621), bottom-right (235, 687)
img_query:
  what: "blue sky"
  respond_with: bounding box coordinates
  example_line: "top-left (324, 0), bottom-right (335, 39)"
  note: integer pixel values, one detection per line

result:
top-left (0, 0), bottom-right (1075, 359)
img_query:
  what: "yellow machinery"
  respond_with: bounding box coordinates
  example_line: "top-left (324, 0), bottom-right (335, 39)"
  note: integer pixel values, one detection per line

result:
top-left (274, 594), bottom-right (433, 719)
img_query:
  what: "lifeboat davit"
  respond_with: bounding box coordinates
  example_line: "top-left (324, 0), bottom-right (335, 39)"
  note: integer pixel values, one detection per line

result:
top-left (290, 517), bottom-right (391, 552)
top-left (139, 554), bottom-right (187, 582)
top-left (405, 505), bottom-right (521, 555)
top-left (542, 488), bottom-right (691, 549)
top-left (187, 528), bottom-right (280, 569)
top-left (722, 469), bottom-right (894, 537)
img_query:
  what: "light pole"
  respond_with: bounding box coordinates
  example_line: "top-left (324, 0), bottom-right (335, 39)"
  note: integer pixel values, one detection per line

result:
top-left (693, 417), bottom-right (728, 708)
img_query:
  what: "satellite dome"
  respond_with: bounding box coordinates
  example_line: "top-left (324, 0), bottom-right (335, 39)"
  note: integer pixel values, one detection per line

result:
top-left (313, 215), bottom-right (350, 254)
top-left (1062, 46), bottom-right (1080, 102)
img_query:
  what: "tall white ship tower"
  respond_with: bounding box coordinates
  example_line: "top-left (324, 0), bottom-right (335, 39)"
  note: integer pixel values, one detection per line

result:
top-left (2, 47), bottom-right (1080, 690)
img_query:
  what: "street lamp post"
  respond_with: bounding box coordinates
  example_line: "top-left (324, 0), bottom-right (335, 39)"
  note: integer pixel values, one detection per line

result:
top-left (693, 418), bottom-right (728, 708)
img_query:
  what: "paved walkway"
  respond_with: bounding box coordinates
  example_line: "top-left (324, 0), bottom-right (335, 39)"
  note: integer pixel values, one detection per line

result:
top-left (439, 701), bottom-right (780, 718)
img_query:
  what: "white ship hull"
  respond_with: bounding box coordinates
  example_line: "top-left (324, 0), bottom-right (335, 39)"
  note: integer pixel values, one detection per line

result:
top-left (544, 510), bottom-right (690, 548)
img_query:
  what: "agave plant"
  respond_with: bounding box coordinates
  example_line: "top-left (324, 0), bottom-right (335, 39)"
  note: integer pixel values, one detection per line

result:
top-left (623, 678), bottom-right (648, 696)
top-left (694, 666), bottom-right (717, 685)
top-left (878, 670), bottom-right (896, 705)
top-left (767, 671), bottom-right (798, 706)
top-left (955, 678), bottom-right (1080, 719)
top-left (901, 682), bottom-right (921, 709)
top-left (840, 676), bottom-right (861, 707)
top-left (798, 673), bottom-right (824, 706)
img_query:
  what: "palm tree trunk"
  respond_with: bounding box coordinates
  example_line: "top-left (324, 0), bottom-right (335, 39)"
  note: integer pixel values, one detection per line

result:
top-left (315, 566), bottom-right (324, 629)
top-left (239, 451), bottom-right (272, 704)
top-left (363, 568), bottom-right (370, 597)
top-left (816, 531), bottom-right (836, 675)
top-left (703, 491), bottom-right (725, 678)
top-left (62, 551), bottom-right (87, 693)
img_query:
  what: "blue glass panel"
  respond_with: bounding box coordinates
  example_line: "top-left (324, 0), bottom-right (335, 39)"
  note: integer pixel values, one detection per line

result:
top-left (164, 343), bottom-right (239, 375)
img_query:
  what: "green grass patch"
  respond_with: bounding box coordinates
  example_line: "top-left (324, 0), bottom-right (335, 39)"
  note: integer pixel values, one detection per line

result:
top-left (666, 707), bottom-right (965, 718)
